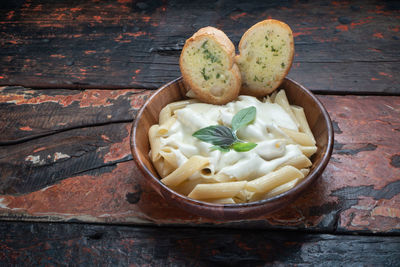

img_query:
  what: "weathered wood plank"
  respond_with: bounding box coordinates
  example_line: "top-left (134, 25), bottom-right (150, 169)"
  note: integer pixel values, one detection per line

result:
top-left (0, 0), bottom-right (399, 93)
top-left (0, 122), bottom-right (132, 195)
top-left (0, 92), bottom-right (399, 233)
top-left (0, 86), bottom-right (151, 143)
top-left (0, 222), bottom-right (399, 266)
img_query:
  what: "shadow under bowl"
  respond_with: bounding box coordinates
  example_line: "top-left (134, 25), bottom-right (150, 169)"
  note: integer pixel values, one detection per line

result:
top-left (131, 77), bottom-right (334, 220)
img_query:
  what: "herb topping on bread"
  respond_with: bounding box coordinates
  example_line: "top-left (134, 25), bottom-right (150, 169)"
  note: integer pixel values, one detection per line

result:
top-left (235, 19), bottom-right (294, 97)
top-left (180, 27), bottom-right (241, 105)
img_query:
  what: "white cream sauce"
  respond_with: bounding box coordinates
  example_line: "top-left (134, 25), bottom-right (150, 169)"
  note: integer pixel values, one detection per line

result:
top-left (160, 95), bottom-right (302, 181)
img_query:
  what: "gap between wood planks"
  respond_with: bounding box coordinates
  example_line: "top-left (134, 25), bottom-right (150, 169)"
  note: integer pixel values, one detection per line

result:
top-left (0, 119), bottom-right (134, 146)
top-left (1, 218), bottom-right (399, 237)
top-left (0, 84), bottom-right (399, 96)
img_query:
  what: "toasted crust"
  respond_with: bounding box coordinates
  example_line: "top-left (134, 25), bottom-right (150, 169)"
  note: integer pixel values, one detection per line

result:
top-left (235, 19), bottom-right (294, 97)
top-left (180, 27), bottom-right (241, 105)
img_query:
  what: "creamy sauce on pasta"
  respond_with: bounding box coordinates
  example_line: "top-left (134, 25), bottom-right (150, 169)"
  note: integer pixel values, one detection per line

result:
top-left (159, 95), bottom-right (303, 181)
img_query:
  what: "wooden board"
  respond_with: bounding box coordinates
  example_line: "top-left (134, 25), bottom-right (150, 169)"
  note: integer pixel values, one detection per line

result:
top-left (1, 221), bottom-right (399, 266)
top-left (1, 0), bottom-right (399, 262)
top-left (0, 87), bottom-right (399, 234)
top-left (0, 86), bottom-right (151, 144)
top-left (0, 0), bottom-right (399, 93)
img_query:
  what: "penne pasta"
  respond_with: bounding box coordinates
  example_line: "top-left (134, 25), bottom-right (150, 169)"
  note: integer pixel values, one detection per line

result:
top-left (161, 155), bottom-right (209, 187)
top-left (149, 124), bottom-right (162, 162)
top-left (159, 146), bottom-right (179, 169)
top-left (274, 90), bottom-right (300, 128)
top-left (161, 160), bottom-right (176, 178)
top-left (159, 99), bottom-right (199, 124)
top-left (203, 198), bottom-right (236, 204)
top-left (233, 189), bottom-right (248, 203)
top-left (282, 154), bottom-right (312, 169)
top-left (219, 154), bottom-right (264, 181)
top-left (264, 178), bottom-right (298, 198)
top-left (149, 90), bottom-right (318, 204)
top-left (291, 105), bottom-right (316, 143)
top-left (300, 168), bottom-right (310, 177)
top-left (279, 127), bottom-right (315, 146)
top-left (188, 181), bottom-right (247, 200)
top-left (250, 178), bottom-right (299, 201)
top-left (298, 145), bottom-right (318, 158)
top-left (248, 191), bottom-right (266, 202)
top-left (157, 116), bottom-right (177, 135)
top-left (199, 165), bottom-right (215, 179)
top-left (212, 173), bottom-right (232, 183)
top-left (152, 158), bottom-right (165, 178)
top-left (153, 158), bottom-right (175, 178)
top-left (246, 166), bottom-right (304, 193)
top-left (159, 106), bottom-right (172, 125)
top-left (266, 125), bottom-right (293, 142)
top-left (173, 178), bottom-right (210, 196)
top-left (270, 90), bottom-right (278, 102)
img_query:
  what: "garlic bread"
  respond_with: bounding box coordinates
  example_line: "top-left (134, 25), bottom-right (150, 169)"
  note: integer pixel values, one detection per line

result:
top-left (236, 19), bottom-right (294, 97)
top-left (180, 27), bottom-right (241, 104)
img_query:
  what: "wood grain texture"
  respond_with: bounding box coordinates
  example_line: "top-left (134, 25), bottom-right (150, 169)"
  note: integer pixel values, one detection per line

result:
top-left (0, 86), bottom-right (151, 144)
top-left (0, 0), bottom-right (399, 93)
top-left (0, 88), bottom-right (399, 233)
top-left (0, 221), bottom-right (399, 266)
top-left (0, 123), bottom-right (132, 195)
top-left (1, 0), bottom-right (398, 260)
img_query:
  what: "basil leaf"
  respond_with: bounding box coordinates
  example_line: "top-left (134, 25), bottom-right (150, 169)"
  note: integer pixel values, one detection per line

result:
top-left (192, 107), bottom-right (258, 152)
top-left (231, 106), bottom-right (256, 131)
top-left (193, 125), bottom-right (236, 146)
top-left (232, 142), bottom-right (257, 152)
top-left (210, 145), bottom-right (230, 153)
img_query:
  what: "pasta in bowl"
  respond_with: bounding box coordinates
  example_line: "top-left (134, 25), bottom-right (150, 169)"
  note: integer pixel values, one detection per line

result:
top-left (131, 77), bottom-right (333, 219)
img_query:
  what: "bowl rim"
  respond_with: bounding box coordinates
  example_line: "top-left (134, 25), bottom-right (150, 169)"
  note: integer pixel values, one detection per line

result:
top-left (131, 76), bottom-right (334, 210)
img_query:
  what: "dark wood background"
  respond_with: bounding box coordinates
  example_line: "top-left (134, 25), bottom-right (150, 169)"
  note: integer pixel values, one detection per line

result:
top-left (0, 0), bottom-right (399, 93)
top-left (1, 0), bottom-right (400, 265)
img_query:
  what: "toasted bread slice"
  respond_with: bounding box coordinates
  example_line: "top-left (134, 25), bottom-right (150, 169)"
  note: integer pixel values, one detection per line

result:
top-left (180, 27), bottom-right (241, 105)
top-left (235, 19), bottom-right (294, 97)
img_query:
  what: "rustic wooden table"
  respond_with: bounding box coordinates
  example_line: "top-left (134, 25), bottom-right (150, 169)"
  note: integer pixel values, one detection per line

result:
top-left (1, 0), bottom-right (399, 265)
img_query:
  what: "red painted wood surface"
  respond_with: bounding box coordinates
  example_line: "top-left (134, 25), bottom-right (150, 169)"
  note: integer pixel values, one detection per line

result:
top-left (1, 0), bottom-right (399, 264)
top-left (0, 0), bottom-right (399, 93)
top-left (1, 88), bottom-right (399, 234)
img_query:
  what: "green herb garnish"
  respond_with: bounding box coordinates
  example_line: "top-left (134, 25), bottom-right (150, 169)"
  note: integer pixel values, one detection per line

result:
top-left (253, 75), bottom-right (264, 82)
top-left (201, 68), bottom-right (209, 80)
top-left (203, 49), bottom-right (220, 63)
top-left (201, 40), bottom-right (221, 64)
top-left (232, 142), bottom-right (258, 152)
top-left (192, 106), bottom-right (257, 152)
top-left (231, 106), bottom-right (256, 131)
top-left (192, 125), bottom-right (235, 147)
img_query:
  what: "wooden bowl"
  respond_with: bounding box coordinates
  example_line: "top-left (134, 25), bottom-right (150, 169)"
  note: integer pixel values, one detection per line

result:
top-left (131, 77), bottom-right (333, 220)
